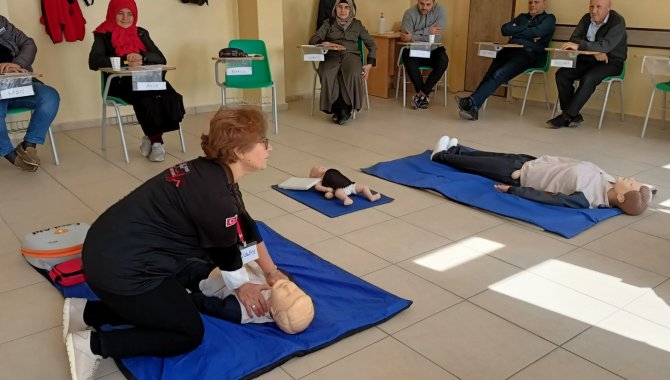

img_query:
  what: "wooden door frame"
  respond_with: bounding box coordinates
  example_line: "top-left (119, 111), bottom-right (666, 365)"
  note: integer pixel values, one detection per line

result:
top-left (450, 0), bottom-right (518, 92)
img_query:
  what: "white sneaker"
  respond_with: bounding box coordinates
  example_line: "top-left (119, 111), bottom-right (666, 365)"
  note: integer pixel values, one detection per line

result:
top-left (431, 136), bottom-right (451, 160)
top-left (140, 136), bottom-right (151, 157)
top-left (447, 137), bottom-right (459, 150)
top-left (63, 298), bottom-right (89, 343)
top-left (149, 142), bottom-right (165, 162)
top-left (66, 330), bottom-right (102, 380)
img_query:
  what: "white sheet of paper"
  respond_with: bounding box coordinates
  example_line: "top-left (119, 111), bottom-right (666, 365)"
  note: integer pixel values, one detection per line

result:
top-left (478, 49), bottom-right (497, 58)
top-left (136, 82), bottom-right (167, 91)
top-left (227, 66), bottom-right (253, 76)
top-left (409, 49), bottom-right (431, 58)
top-left (304, 54), bottom-right (325, 61)
top-left (0, 85), bottom-right (34, 99)
top-left (551, 59), bottom-right (575, 68)
top-left (277, 177), bottom-right (321, 190)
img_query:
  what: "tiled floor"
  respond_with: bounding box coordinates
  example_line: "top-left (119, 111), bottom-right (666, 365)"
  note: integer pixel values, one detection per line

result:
top-left (1, 94), bottom-right (670, 380)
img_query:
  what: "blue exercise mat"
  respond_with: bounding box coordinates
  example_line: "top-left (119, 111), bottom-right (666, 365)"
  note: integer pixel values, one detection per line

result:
top-left (271, 185), bottom-right (394, 218)
top-left (48, 222), bottom-right (412, 380)
top-left (362, 150), bottom-right (621, 238)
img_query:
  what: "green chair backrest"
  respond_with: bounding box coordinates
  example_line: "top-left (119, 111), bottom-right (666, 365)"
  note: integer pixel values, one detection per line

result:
top-left (359, 39), bottom-right (366, 65)
top-left (603, 61), bottom-right (626, 82)
top-left (656, 81), bottom-right (670, 92)
top-left (226, 39), bottom-right (273, 89)
top-left (100, 73), bottom-right (129, 105)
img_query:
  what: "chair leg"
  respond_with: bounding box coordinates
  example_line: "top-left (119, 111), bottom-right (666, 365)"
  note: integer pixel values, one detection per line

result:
top-left (178, 123), bottom-right (186, 153)
top-left (551, 93), bottom-right (559, 117)
top-left (101, 103), bottom-right (107, 150)
top-left (113, 104), bottom-right (129, 163)
top-left (402, 69), bottom-right (407, 108)
top-left (663, 92), bottom-right (667, 127)
top-left (542, 72), bottom-right (550, 110)
top-left (619, 81), bottom-right (626, 121)
top-left (520, 72), bottom-right (534, 117)
top-left (482, 99), bottom-right (488, 111)
top-left (641, 88), bottom-right (655, 139)
top-left (222, 87), bottom-right (227, 107)
top-left (311, 71), bottom-right (317, 116)
top-left (598, 81), bottom-right (613, 130)
top-left (443, 72), bottom-right (448, 107)
top-left (47, 128), bottom-right (60, 166)
top-left (365, 80), bottom-right (370, 111)
top-left (272, 85), bottom-right (279, 135)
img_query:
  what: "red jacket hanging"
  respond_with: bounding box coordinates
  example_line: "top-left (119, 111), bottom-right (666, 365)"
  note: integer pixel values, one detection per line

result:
top-left (40, 0), bottom-right (87, 43)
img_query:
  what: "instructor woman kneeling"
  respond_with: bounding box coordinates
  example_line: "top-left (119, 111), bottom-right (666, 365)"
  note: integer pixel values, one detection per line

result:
top-left (63, 107), bottom-right (286, 380)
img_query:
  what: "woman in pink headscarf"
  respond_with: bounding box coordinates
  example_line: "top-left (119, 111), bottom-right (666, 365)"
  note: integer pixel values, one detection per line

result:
top-left (89, 0), bottom-right (185, 162)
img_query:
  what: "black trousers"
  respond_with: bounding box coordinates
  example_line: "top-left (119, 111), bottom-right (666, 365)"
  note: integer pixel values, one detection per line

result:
top-left (555, 56), bottom-right (623, 117)
top-left (402, 46), bottom-right (449, 95)
top-left (83, 258), bottom-right (214, 359)
top-left (431, 146), bottom-right (536, 186)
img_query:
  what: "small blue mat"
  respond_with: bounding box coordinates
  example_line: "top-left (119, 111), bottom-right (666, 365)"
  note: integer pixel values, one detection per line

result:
top-left (49, 223), bottom-right (411, 380)
top-left (271, 185), bottom-right (394, 218)
top-left (362, 151), bottom-right (621, 238)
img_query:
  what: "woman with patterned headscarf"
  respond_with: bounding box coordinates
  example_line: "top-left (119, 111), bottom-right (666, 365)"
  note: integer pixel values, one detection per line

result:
top-left (89, 0), bottom-right (185, 162)
top-left (309, 0), bottom-right (376, 125)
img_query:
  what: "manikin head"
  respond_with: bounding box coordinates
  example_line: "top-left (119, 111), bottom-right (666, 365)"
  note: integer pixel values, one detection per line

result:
top-left (309, 165), bottom-right (327, 179)
top-left (527, 0), bottom-right (546, 17)
top-left (589, 0), bottom-right (612, 25)
top-left (609, 177), bottom-right (652, 216)
top-left (270, 279), bottom-right (315, 334)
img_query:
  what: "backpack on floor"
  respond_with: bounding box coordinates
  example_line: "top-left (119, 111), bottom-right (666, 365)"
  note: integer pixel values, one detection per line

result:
top-left (21, 222), bottom-right (90, 270)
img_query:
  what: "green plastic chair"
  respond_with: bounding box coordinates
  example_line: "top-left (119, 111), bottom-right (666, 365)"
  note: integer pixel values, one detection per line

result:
top-left (310, 39), bottom-right (370, 118)
top-left (221, 39), bottom-right (278, 134)
top-left (100, 72), bottom-right (186, 163)
top-left (481, 51), bottom-right (552, 116)
top-left (641, 80), bottom-right (670, 138)
top-left (552, 62), bottom-right (626, 130)
top-left (6, 107), bottom-right (60, 165)
top-left (395, 45), bottom-right (448, 108)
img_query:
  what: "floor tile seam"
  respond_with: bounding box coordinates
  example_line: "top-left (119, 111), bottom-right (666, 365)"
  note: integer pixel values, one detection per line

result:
top-left (0, 214), bottom-right (21, 247)
top-left (381, 264), bottom-right (465, 305)
top-left (559, 341), bottom-right (634, 380)
top-left (579, 244), bottom-right (670, 279)
top-left (502, 347), bottom-right (561, 380)
top-left (0, 277), bottom-right (47, 295)
top-left (261, 214), bottom-right (335, 245)
top-left (0, 323), bottom-right (61, 347)
top-left (288, 330), bottom-right (391, 380)
top-left (385, 334), bottom-right (463, 380)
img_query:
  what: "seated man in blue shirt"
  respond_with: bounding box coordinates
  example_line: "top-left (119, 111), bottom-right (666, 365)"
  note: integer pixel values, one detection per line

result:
top-left (0, 15), bottom-right (60, 171)
top-left (456, 0), bottom-right (555, 121)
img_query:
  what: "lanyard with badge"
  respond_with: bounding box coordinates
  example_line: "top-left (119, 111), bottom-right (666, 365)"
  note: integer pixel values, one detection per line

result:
top-left (233, 185), bottom-right (259, 265)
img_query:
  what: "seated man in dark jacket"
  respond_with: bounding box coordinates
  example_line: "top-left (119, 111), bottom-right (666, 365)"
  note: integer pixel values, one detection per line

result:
top-left (0, 15), bottom-right (60, 172)
top-left (430, 135), bottom-right (652, 216)
top-left (456, 0), bottom-right (555, 121)
top-left (547, 0), bottom-right (626, 129)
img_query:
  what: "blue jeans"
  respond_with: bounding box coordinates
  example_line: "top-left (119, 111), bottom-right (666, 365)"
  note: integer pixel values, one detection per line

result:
top-left (0, 82), bottom-right (60, 156)
top-left (470, 49), bottom-right (539, 108)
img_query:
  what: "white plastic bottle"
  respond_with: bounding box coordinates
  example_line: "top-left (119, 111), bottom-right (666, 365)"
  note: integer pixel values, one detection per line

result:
top-left (379, 12), bottom-right (386, 34)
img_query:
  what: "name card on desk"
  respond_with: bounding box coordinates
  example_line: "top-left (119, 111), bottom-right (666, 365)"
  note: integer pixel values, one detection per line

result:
top-left (478, 49), bottom-right (498, 58)
top-left (0, 85), bottom-right (33, 99)
top-left (226, 66), bottom-right (252, 76)
top-left (551, 59), bottom-right (576, 68)
top-left (136, 82), bottom-right (167, 91)
top-left (409, 48), bottom-right (431, 58)
top-left (0, 75), bottom-right (34, 99)
top-left (304, 53), bottom-right (325, 61)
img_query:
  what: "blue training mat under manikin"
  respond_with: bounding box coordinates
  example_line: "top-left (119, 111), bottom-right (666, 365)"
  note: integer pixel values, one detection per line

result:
top-left (53, 222), bottom-right (411, 380)
top-left (271, 185), bottom-right (394, 218)
top-left (362, 150), bottom-right (621, 239)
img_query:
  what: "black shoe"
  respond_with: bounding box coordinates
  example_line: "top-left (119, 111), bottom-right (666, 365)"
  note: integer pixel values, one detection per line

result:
top-left (459, 108), bottom-right (479, 121)
top-left (568, 114), bottom-right (584, 127)
top-left (412, 94), bottom-right (422, 110)
top-left (455, 95), bottom-right (471, 112)
top-left (418, 96), bottom-right (430, 109)
top-left (337, 111), bottom-right (351, 125)
top-left (546, 114), bottom-right (570, 129)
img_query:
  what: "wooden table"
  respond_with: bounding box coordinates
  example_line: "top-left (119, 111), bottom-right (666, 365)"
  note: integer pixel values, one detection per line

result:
top-left (368, 32), bottom-right (401, 98)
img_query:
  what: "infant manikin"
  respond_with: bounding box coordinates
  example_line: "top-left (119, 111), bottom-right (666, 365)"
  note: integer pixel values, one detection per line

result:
top-left (199, 262), bottom-right (315, 334)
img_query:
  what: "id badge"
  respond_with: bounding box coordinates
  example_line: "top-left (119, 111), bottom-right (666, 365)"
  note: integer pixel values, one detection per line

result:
top-left (239, 241), bottom-right (259, 264)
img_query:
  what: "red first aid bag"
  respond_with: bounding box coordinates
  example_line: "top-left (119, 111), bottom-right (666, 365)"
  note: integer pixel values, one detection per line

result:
top-left (48, 258), bottom-right (85, 286)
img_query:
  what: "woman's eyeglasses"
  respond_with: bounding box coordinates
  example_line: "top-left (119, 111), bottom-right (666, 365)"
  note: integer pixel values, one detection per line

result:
top-left (259, 137), bottom-right (269, 150)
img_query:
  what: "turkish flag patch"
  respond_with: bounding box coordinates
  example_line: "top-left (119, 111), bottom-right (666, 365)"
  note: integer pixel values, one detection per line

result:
top-left (225, 215), bottom-right (238, 227)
